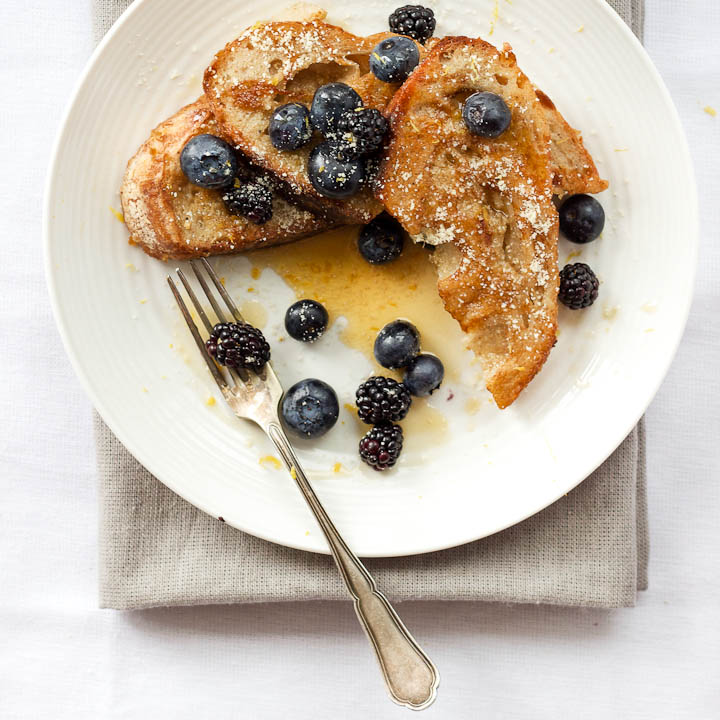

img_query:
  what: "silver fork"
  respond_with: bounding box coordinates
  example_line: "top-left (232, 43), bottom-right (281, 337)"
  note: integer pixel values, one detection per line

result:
top-left (168, 258), bottom-right (439, 711)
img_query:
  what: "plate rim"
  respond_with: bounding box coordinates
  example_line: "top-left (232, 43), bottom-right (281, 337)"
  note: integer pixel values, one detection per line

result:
top-left (44, 0), bottom-right (698, 557)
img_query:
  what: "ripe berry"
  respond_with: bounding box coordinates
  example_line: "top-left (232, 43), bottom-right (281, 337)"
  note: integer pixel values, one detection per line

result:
top-left (559, 194), bottom-right (605, 244)
top-left (374, 320), bottom-right (420, 369)
top-left (388, 5), bottom-right (436, 44)
top-left (205, 322), bottom-right (270, 371)
top-left (558, 263), bottom-right (599, 309)
top-left (356, 376), bottom-right (412, 424)
top-left (359, 423), bottom-right (403, 471)
top-left (284, 299), bottom-right (329, 342)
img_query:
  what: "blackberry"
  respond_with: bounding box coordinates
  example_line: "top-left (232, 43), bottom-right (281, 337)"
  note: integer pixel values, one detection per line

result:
top-left (205, 322), bottom-right (270, 371)
top-left (389, 5), bottom-right (436, 44)
top-left (335, 108), bottom-right (389, 158)
top-left (359, 423), bottom-right (403, 471)
top-left (222, 182), bottom-right (273, 224)
top-left (558, 263), bottom-right (599, 309)
top-left (356, 376), bottom-right (411, 424)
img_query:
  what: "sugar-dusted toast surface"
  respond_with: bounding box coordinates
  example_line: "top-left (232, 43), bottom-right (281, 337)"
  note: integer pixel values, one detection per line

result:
top-left (203, 19), bottom-right (417, 224)
top-left (423, 36), bottom-right (608, 198)
top-left (121, 98), bottom-right (332, 261)
top-left (376, 37), bottom-right (561, 408)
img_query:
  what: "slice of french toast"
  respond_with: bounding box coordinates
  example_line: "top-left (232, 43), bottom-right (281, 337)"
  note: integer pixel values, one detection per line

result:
top-left (376, 37), bottom-right (563, 408)
top-left (203, 19), bottom-right (417, 224)
top-left (121, 98), bottom-right (333, 261)
top-left (535, 88), bottom-right (608, 197)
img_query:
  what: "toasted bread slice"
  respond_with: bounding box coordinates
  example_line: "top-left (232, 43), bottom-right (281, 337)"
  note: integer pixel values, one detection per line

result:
top-left (121, 98), bottom-right (332, 261)
top-left (203, 20), bottom-right (417, 224)
top-left (376, 37), bottom-right (560, 408)
top-left (535, 88), bottom-right (608, 196)
top-left (424, 37), bottom-right (608, 198)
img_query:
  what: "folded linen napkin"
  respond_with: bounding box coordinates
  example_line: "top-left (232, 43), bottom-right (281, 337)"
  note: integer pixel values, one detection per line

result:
top-left (95, 0), bottom-right (648, 610)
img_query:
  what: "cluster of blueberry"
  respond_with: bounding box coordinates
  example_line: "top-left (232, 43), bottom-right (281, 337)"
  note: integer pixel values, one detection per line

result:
top-left (557, 194), bottom-right (605, 309)
top-left (269, 82), bottom-right (390, 200)
top-left (266, 6), bottom-right (440, 200)
top-left (179, 134), bottom-right (275, 224)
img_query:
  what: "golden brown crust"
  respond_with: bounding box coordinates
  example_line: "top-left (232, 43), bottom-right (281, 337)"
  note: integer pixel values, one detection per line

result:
top-left (376, 36), bottom-right (560, 408)
top-left (203, 20), bottom-right (420, 224)
top-left (535, 88), bottom-right (608, 196)
top-left (120, 99), bottom-right (332, 261)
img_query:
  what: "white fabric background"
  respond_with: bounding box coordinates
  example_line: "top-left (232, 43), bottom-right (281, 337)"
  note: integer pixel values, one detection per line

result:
top-left (1, 0), bottom-right (718, 717)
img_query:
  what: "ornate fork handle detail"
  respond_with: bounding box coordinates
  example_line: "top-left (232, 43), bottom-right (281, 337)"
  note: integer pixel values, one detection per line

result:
top-left (267, 422), bottom-right (439, 711)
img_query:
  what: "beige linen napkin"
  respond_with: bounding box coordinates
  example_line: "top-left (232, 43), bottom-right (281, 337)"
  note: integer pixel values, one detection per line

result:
top-left (95, 0), bottom-right (648, 610)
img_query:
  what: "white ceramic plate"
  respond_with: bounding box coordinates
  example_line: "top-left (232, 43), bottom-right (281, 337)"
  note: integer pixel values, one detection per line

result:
top-left (45, 0), bottom-right (696, 556)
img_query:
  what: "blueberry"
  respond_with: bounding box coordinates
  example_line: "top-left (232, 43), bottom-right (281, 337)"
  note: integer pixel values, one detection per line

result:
top-left (358, 213), bottom-right (404, 264)
top-left (308, 143), bottom-right (364, 199)
top-left (462, 92), bottom-right (511, 138)
top-left (558, 194), bottom-right (605, 244)
top-left (370, 36), bottom-right (420, 83)
top-left (269, 102), bottom-right (313, 150)
top-left (374, 320), bottom-right (420, 369)
top-left (310, 83), bottom-right (363, 136)
top-left (179, 133), bottom-right (238, 189)
top-left (281, 379), bottom-right (339, 438)
top-left (284, 299), bottom-right (329, 342)
top-left (403, 353), bottom-right (444, 396)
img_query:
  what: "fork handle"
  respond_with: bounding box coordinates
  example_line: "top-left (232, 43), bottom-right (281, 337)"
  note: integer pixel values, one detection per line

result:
top-left (267, 422), bottom-right (439, 710)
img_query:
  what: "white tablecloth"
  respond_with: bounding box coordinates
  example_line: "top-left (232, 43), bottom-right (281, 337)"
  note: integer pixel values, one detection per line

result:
top-left (1, 0), bottom-right (719, 717)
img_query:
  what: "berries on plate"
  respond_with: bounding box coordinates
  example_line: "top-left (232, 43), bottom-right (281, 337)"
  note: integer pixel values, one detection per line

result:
top-left (359, 423), bottom-right (404, 471)
top-left (558, 194), bottom-right (606, 244)
top-left (336, 108), bottom-right (389, 158)
top-left (308, 142), bottom-right (365, 198)
top-left (180, 134), bottom-right (238, 189)
top-left (284, 299), bottom-right (329, 342)
top-left (462, 92), bottom-right (512, 138)
top-left (310, 82), bottom-right (363, 136)
top-left (358, 213), bottom-right (405, 264)
top-left (221, 181), bottom-right (273, 224)
top-left (205, 322), bottom-right (270, 371)
top-left (269, 102), bottom-right (313, 150)
top-left (388, 5), bottom-right (436, 44)
top-left (281, 379), bottom-right (339, 438)
top-left (369, 36), bottom-right (420, 83)
top-left (356, 376), bottom-right (412, 424)
top-left (373, 320), bottom-right (420, 369)
top-left (403, 353), bottom-right (444, 397)
top-left (558, 263), bottom-right (599, 309)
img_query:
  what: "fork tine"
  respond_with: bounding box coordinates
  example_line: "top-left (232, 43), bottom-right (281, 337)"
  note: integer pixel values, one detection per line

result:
top-left (186, 263), bottom-right (252, 385)
top-left (199, 257), bottom-right (246, 324)
top-left (176, 269), bottom-right (215, 334)
top-left (166, 276), bottom-right (230, 391)
top-left (189, 260), bottom-right (228, 323)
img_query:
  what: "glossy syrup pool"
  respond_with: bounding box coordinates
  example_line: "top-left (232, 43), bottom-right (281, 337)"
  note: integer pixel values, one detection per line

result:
top-left (179, 227), bottom-right (486, 473)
